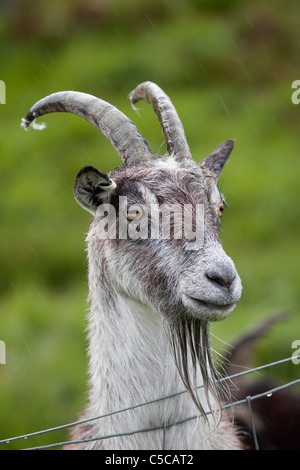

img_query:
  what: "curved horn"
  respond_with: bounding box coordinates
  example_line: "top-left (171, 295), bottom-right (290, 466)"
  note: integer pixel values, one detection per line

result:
top-left (21, 91), bottom-right (155, 166)
top-left (129, 81), bottom-right (192, 161)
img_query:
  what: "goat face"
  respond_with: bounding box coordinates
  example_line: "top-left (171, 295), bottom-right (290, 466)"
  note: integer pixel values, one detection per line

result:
top-left (74, 156), bottom-right (242, 323)
top-left (22, 82), bottom-right (242, 323)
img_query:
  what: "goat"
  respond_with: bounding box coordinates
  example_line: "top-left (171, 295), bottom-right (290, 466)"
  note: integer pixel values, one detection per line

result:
top-left (22, 81), bottom-right (243, 450)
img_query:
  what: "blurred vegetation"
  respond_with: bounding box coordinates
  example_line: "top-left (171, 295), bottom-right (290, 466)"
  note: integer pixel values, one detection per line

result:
top-left (0, 0), bottom-right (299, 449)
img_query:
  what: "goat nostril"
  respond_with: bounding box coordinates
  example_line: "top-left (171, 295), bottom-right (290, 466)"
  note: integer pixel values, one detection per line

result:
top-left (207, 274), bottom-right (232, 288)
top-left (206, 265), bottom-right (236, 288)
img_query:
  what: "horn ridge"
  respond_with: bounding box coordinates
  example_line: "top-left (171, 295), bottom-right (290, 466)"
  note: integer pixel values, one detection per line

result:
top-left (130, 81), bottom-right (192, 161)
top-left (22, 91), bottom-right (155, 166)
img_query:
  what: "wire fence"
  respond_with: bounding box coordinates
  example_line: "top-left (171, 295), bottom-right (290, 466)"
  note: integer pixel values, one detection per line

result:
top-left (1, 355), bottom-right (299, 450)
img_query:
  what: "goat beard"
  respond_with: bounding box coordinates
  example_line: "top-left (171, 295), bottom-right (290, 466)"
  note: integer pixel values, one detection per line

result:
top-left (167, 317), bottom-right (224, 421)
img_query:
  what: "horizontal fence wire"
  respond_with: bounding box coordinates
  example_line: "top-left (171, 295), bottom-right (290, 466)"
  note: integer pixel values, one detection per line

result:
top-left (1, 354), bottom-right (299, 450)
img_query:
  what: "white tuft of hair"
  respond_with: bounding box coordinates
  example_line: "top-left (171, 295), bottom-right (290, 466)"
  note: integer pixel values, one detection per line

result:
top-left (20, 118), bottom-right (47, 131)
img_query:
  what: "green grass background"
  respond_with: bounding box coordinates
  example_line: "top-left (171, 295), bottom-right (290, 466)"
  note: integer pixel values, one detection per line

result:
top-left (0, 0), bottom-right (299, 449)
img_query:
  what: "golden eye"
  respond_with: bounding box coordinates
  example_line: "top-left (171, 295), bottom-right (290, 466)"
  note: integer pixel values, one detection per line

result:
top-left (126, 205), bottom-right (143, 220)
top-left (218, 203), bottom-right (225, 217)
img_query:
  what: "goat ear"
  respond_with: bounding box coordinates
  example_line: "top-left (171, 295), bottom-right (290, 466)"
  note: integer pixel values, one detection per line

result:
top-left (74, 165), bottom-right (116, 216)
top-left (200, 139), bottom-right (235, 178)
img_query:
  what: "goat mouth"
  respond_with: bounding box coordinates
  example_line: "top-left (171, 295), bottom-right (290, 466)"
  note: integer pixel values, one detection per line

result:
top-left (182, 294), bottom-right (236, 320)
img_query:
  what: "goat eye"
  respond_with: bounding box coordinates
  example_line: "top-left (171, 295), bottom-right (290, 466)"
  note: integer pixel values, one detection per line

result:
top-left (126, 205), bottom-right (143, 220)
top-left (218, 203), bottom-right (225, 217)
